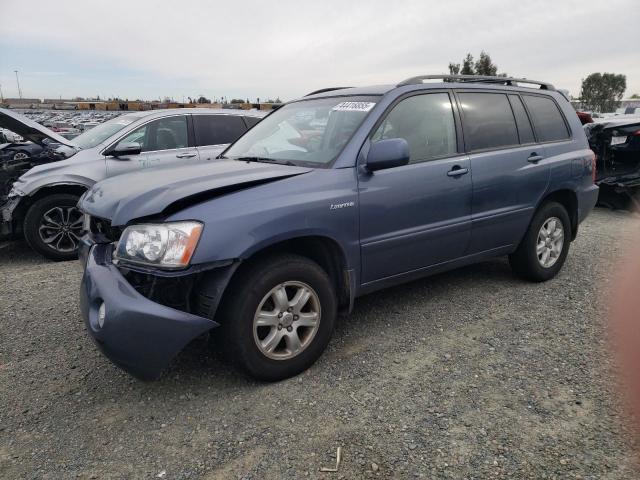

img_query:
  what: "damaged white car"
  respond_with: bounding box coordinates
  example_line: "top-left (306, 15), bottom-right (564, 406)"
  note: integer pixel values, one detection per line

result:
top-left (0, 107), bottom-right (266, 260)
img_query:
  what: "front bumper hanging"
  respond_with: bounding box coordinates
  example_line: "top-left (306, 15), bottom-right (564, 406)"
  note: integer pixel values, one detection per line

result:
top-left (79, 243), bottom-right (219, 380)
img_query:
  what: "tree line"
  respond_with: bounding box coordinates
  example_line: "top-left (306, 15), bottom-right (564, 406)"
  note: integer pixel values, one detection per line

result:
top-left (446, 51), bottom-right (632, 113)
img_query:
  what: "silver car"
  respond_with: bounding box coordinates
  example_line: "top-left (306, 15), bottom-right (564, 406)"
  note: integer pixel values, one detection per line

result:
top-left (0, 107), bottom-right (267, 260)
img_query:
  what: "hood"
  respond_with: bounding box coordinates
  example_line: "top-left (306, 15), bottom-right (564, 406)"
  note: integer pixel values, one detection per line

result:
top-left (0, 108), bottom-right (77, 148)
top-left (80, 160), bottom-right (313, 226)
top-left (584, 117), bottom-right (640, 142)
top-left (590, 117), bottom-right (640, 130)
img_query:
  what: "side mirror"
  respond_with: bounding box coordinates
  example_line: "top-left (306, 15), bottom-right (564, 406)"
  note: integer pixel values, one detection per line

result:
top-left (105, 142), bottom-right (141, 158)
top-left (366, 138), bottom-right (410, 172)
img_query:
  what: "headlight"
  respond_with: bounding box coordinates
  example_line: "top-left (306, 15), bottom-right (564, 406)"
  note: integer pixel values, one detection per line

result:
top-left (115, 221), bottom-right (203, 268)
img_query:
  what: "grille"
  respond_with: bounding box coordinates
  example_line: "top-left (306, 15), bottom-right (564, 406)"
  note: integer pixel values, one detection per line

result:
top-left (90, 217), bottom-right (122, 242)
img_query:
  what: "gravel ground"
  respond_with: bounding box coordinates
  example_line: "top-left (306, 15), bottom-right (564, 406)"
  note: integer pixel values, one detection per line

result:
top-left (1, 208), bottom-right (639, 479)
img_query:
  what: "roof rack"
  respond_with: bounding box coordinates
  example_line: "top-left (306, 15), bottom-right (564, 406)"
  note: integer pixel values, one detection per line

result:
top-left (396, 75), bottom-right (555, 91)
top-left (304, 87), bottom-right (354, 97)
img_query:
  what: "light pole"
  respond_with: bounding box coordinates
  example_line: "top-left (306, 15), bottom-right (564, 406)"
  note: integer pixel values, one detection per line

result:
top-left (14, 70), bottom-right (22, 99)
top-left (0, 84), bottom-right (3, 101)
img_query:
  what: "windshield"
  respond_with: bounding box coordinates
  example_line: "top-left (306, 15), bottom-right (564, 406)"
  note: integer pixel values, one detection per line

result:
top-left (224, 96), bottom-right (379, 166)
top-left (72, 114), bottom-right (140, 149)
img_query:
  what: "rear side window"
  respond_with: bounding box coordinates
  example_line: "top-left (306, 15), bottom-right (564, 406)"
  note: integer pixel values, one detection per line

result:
top-left (371, 93), bottom-right (457, 163)
top-left (458, 93), bottom-right (519, 151)
top-left (522, 95), bottom-right (570, 142)
top-left (508, 95), bottom-right (535, 144)
top-left (193, 115), bottom-right (247, 146)
top-left (244, 116), bottom-right (262, 128)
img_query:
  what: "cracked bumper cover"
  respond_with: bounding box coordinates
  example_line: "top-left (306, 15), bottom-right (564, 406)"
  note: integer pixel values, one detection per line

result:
top-left (79, 243), bottom-right (219, 380)
top-left (1, 196), bottom-right (21, 237)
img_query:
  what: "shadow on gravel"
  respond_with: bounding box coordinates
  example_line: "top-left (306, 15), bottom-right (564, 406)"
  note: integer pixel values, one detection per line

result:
top-left (0, 239), bottom-right (54, 266)
top-left (129, 257), bottom-right (519, 391)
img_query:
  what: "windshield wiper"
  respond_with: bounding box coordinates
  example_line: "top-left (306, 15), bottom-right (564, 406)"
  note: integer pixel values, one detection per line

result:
top-left (235, 156), bottom-right (296, 166)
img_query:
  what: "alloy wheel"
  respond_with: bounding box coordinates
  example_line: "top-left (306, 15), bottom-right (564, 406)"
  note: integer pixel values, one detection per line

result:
top-left (38, 206), bottom-right (84, 253)
top-left (536, 216), bottom-right (564, 268)
top-left (253, 281), bottom-right (321, 360)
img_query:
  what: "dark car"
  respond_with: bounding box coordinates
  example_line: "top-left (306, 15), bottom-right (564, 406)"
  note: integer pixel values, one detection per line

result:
top-left (584, 117), bottom-right (640, 208)
top-left (78, 75), bottom-right (598, 381)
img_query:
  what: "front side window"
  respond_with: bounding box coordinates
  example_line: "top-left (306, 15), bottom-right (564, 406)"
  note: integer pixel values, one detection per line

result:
top-left (113, 116), bottom-right (188, 152)
top-left (152, 116), bottom-right (188, 150)
top-left (116, 124), bottom-right (150, 151)
top-left (372, 93), bottom-right (457, 163)
top-left (193, 115), bottom-right (246, 146)
top-left (224, 96), bottom-right (379, 166)
top-left (458, 92), bottom-right (519, 151)
top-left (522, 95), bottom-right (570, 142)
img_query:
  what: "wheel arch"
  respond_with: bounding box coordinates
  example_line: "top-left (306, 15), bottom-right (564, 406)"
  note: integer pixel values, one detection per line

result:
top-left (237, 235), bottom-right (352, 312)
top-left (11, 183), bottom-right (90, 229)
top-left (195, 235), bottom-right (353, 322)
top-left (27, 183), bottom-right (89, 204)
top-left (536, 189), bottom-right (578, 240)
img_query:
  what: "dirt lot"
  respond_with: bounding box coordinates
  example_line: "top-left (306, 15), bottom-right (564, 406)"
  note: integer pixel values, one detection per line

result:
top-left (1, 208), bottom-right (639, 479)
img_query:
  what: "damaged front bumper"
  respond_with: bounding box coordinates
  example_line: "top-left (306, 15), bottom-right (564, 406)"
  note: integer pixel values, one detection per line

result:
top-left (0, 195), bottom-right (22, 238)
top-left (79, 242), bottom-right (220, 380)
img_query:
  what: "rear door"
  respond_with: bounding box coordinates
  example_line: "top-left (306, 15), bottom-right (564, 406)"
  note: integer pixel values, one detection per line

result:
top-left (192, 114), bottom-right (247, 161)
top-left (358, 91), bottom-right (472, 283)
top-left (456, 91), bottom-right (550, 253)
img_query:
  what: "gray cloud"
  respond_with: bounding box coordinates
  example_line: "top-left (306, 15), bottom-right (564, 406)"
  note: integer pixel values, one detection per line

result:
top-left (1, 0), bottom-right (638, 100)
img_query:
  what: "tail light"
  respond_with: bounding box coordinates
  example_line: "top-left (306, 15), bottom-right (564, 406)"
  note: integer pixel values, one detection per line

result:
top-left (633, 130), bottom-right (640, 136)
top-left (590, 151), bottom-right (596, 183)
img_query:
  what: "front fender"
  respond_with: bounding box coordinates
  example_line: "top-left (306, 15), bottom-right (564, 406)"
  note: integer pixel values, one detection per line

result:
top-left (167, 168), bottom-right (361, 270)
top-left (15, 174), bottom-right (96, 197)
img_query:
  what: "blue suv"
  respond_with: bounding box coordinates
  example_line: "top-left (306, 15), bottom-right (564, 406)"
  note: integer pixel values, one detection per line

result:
top-left (78, 75), bottom-right (598, 381)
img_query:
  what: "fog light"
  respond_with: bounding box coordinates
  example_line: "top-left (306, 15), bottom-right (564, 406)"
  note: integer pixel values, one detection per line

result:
top-left (97, 302), bottom-right (106, 329)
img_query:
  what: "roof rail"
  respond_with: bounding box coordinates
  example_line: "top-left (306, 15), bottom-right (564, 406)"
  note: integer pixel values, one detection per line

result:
top-left (396, 75), bottom-right (555, 91)
top-left (304, 87), bottom-right (354, 97)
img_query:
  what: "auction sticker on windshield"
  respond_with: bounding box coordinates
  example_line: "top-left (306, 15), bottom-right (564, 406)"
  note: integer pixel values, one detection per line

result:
top-left (611, 136), bottom-right (627, 146)
top-left (332, 102), bottom-right (376, 112)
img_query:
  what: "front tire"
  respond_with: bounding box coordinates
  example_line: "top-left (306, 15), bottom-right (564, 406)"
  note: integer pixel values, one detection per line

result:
top-left (509, 201), bottom-right (571, 282)
top-left (23, 193), bottom-right (83, 261)
top-left (210, 254), bottom-right (337, 381)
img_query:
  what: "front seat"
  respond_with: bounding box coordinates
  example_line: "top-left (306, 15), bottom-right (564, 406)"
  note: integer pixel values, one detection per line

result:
top-left (156, 128), bottom-right (177, 150)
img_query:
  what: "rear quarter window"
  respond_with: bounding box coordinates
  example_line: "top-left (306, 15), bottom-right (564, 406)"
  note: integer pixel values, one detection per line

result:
top-left (458, 92), bottom-right (519, 151)
top-left (522, 95), bottom-right (570, 142)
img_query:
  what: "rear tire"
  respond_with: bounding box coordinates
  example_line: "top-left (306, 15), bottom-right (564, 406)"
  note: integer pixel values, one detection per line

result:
top-left (509, 201), bottom-right (571, 282)
top-left (208, 254), bottom-right (337, 381)
top-left (23, 193), bottom-right (83, 261)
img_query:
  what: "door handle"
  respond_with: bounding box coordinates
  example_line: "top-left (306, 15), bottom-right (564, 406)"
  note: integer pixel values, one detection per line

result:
top-left (447, 166), bottom-right (469, 177)
top-left (176, 152), bottom-right (197, 159)
top-left (527, 153), bottom-right (544, 163)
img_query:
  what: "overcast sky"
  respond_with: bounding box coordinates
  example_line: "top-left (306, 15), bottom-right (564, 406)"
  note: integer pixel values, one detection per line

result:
top-left (0, 0), bottom-right (638, 102)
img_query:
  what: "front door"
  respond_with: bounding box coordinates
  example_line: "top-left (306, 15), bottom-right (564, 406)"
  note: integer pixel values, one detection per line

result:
top-left (106, 115), bottom-right (199, 176)
top-left (358, 92), bottom-right (473, 284)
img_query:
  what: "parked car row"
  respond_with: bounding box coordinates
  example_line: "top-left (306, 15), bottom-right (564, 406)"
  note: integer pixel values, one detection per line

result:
top-left (68, 75), bottom-right (597, 381)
